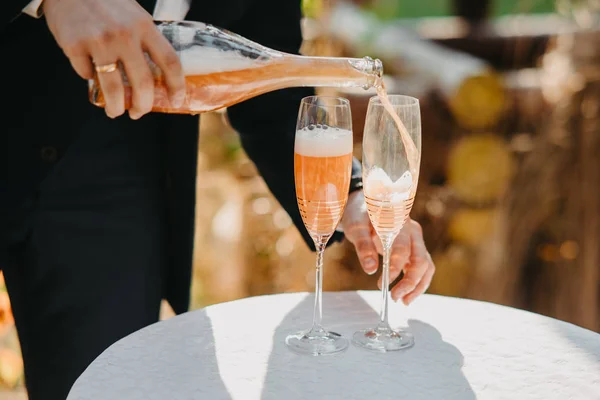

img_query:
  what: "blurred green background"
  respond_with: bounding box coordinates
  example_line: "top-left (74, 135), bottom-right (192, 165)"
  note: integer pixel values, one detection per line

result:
top-left (374, 0), bottom-right (555, 18)
top-left (303, 0), bottom-right (557, 19)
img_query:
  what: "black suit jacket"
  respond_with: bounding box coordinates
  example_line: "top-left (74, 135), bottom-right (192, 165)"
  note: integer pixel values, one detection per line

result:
top-left (0, 0), bottom-right (360, 314)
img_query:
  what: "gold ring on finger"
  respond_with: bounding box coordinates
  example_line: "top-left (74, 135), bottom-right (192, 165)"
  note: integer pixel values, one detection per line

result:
top-left (95, 62), bottom-right (118, 73)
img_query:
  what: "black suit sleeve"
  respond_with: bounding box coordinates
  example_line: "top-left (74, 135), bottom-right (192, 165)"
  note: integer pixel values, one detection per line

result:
top-left (0, 0), bottom-right (31, 29)
top-left (203, 0), bottom-right (361, 251)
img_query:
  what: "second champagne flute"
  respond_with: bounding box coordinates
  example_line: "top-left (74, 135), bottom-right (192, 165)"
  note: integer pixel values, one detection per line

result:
top-left (353, 94), bottom-right (422, 353)
top-left (285, 96), bottom-right (354, 356)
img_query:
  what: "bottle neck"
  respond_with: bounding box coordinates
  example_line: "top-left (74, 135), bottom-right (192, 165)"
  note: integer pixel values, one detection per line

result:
top-left (283, 55), bottom-right (382, 90)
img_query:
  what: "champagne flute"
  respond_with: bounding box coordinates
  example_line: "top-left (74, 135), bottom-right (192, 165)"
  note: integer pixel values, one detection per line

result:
top-left (353, 94), bottom-right (421, 353)
top-left (285, 96), bottom-right (354, 356)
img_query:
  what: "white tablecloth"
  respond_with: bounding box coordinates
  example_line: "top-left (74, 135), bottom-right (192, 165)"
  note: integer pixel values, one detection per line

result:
top-left (67, 291), bottom-right (600, 399)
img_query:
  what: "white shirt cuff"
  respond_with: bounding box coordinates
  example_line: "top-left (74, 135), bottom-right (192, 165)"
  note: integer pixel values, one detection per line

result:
top-left (153, 0), bottom-right (191, 20)
top-left (22, 0), bottom-right (44, 18)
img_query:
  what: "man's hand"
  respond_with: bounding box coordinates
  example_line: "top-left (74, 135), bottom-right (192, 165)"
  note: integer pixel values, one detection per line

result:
top-left (43, 0), bottom-right (186, 119)
top-left (341, 190), bottom-right (435, 305)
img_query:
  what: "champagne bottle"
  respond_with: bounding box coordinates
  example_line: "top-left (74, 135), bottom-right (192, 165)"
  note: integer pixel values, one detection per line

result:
top-left (88, 21), bottom-right (383, 115)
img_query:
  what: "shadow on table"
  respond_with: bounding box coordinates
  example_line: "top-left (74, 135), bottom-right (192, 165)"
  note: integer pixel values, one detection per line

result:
top-left (260, 292), bottom-right (475, 400)
top-left (169, 309), bottom-right (234, 399)
top-left (68, 307), bottom-right (234, 400)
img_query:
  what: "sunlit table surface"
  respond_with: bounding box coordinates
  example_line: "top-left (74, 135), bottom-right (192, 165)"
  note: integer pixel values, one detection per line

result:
top-left (67, 291), bottom-right (600, 400)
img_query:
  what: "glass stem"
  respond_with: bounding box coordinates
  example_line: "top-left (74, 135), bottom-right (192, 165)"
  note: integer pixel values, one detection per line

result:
top-left (311, 238), bottom-right (328, 332)
top-left (378, 239), bottom-right (394, 330)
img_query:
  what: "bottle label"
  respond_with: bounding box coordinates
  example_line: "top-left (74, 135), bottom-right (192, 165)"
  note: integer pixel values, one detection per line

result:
top-left (155, 21), bottom-right (279, 77)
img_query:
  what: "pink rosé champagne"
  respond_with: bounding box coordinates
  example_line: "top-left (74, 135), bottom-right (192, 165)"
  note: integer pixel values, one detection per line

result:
top-left (364, 168), bottom-right (415, 237)
top-left (294, 126), bottom-right (353, 238)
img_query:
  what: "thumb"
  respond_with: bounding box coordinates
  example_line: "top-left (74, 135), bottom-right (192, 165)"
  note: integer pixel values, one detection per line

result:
top-left (345, 223), bottom-right (379, 275)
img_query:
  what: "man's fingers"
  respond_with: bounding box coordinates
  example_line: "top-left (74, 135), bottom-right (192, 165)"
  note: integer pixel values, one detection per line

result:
top-left (68, 54), bottom-right (94, 80)
top-left (122, 48), bottom-right (155, 119)
top-left (390, 258), bottom-right (429, 302)
top-left (377, 231), bottom-right (410, 289)
top-left (372, 231), bottom-right (383, 254)
top-left (143, 28), bottom-right (185, 108)
top-left (346, 226), bottom-right (379, 275)
top-left (94, 57), bottom-right (125, 118)
top-left (402, 261), bottom-right (435, 305)
top-left (390, 221), bottom-right (431, 302)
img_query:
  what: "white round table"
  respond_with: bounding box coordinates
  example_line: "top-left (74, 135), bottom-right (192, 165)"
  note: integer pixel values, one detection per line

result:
top-left (67, 291), bottom-right (600, 399)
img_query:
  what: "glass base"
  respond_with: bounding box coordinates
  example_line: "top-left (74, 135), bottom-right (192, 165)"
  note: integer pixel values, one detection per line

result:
top-left (352, 326), bottom-right (414, 353)
top-left (285, 328), bottom-right (349, 356)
